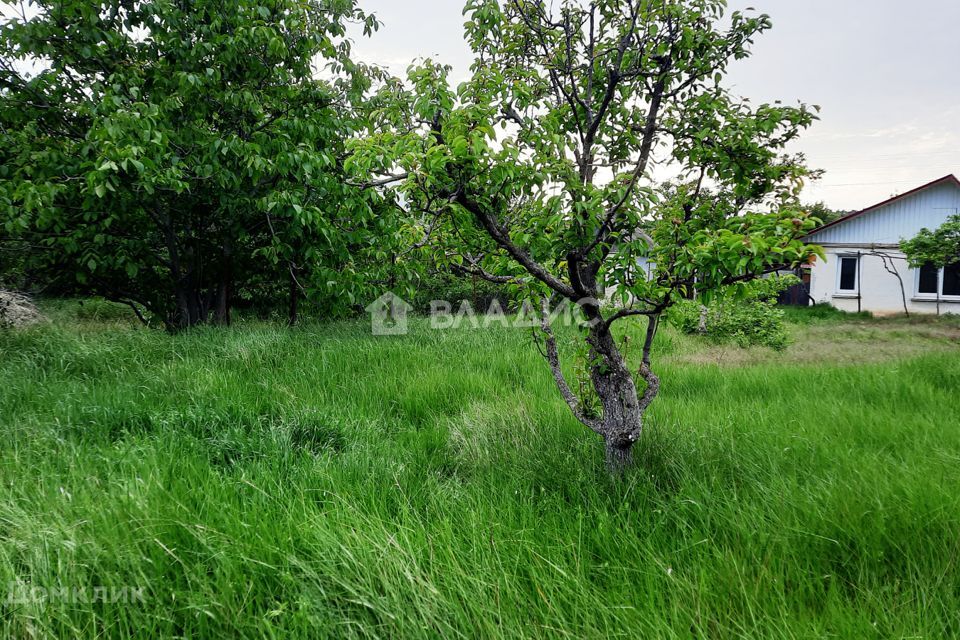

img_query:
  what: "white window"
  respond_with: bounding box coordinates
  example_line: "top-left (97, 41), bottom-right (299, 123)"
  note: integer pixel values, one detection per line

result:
top-left (836, 255), bottom-right (859, 293)
top-left (915, 262), bottom-right (960, 299)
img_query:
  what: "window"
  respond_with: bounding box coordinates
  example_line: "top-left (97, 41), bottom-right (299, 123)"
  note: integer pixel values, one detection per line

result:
top-left (918, 263), bottom-right (939, 295)
top-left (915, 262), bottom-right (960, 298)
top-left (943, 262), bottom-right (960, 297)
top-left (837, 256), bottom-right (859, 292)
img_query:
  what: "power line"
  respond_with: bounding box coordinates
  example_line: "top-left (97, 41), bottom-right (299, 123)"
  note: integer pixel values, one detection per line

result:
top-left (812, 179), bottom-right (951, 188)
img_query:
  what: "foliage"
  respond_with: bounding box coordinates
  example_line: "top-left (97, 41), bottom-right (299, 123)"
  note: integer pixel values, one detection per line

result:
top-left (669, 275), bottom-right (797, 351)
top-left (804, 200), bottom-right (848, 227)
top-left (0, 239), bottom-right (29, 290)
top-left (2, 315), bottom-right (959, 637)
top-left (349, 0), bottom-right (823, 464)
top-left (901, 214), bottom-right (960, 269)
top-left (0, 0), bottom-right (402, 330)
top-left (408, 268), bottom-right (513, 314)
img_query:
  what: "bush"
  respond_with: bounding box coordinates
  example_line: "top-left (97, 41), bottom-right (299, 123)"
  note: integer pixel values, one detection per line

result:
top-left (668, 276), bottom-right (797, 351)
top-left (0, 241), bottom-right (30, 290)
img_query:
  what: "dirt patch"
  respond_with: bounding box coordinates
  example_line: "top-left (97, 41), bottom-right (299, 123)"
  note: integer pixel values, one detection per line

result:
top-left (670, 321), bottom-right (960, 367)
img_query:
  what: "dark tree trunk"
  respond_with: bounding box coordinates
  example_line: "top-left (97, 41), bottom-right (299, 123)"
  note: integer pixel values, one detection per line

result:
top-left (163, 213), bottom-right (195, 332)
top-left (213, 239), bottom-right (233, 326)
top-left (288, 265), bottom-right (299, 327)
top-left (605, 439), bottom-right (634, 472)
top-left (193, 289), bottom-right (206, 325)
top-left (171, 277), bottom-right (204, 330)
top-left (158, 205), bottom-right (239, 332)
top-left (174, 286), bottom-right (192, 331)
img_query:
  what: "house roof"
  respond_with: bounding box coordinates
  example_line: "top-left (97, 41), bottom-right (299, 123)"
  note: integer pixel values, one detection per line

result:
top-left (806, 174), bottom-right (960, 239)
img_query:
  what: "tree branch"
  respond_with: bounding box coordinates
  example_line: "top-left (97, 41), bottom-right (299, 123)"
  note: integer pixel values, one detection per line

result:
top-left (450, 260), bottom-right (523, 285)
top-left (454, 191), bottom-right (577, 299)
top-left (636, 314), bottom-right (661, 417)
top-left (351, 173), bottom-right (410, 189)
top-left (603, 305), bottom-right (659, 330)
top-left (538, 298), bottom-right (603, 435)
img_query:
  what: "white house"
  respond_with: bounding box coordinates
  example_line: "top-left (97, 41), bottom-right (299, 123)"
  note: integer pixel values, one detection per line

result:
top-left (805, 174), bottom-right (960, 315)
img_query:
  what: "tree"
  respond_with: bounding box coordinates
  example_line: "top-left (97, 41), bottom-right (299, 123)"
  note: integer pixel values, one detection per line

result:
top-left (902, 214), bottom-right (960, 315)
top-left (0, 0), bottom-right (399, 330)
top-left (804, 201), bottom-right (847, 227)
top-left (350, 0), bottom-right (822, 472)
top-left (902, 214), bottom-right (960, 271)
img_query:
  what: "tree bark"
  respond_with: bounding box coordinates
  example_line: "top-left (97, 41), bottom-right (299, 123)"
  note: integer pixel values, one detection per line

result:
top-left (605, 439), bottom-right (634, 472)
top-left (174, 285), bottom-right (192, 331)
top-left (587, 321), bottom-right (645, 475)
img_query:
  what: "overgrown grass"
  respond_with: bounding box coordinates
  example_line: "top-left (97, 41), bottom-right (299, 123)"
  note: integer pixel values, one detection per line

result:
top-left (781, 302), bottom-right (875, 324)
top-left (1, 306), bottom-right (959, 638)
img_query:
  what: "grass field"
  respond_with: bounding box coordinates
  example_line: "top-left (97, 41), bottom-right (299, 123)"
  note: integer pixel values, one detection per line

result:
top-left (2, 303), bottom-right (959, 638)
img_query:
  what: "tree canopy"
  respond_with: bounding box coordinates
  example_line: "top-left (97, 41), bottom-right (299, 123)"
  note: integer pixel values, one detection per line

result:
top-left (902, 214), bottom-right (960, 270)
top-left (1, 0), bottom-right (403, 329)
top-left (804, 201), bottom-right (847, 227)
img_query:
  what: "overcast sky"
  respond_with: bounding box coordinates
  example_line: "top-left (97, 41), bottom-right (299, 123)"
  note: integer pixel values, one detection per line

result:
top-left (351, 0), bottom-right (960, 211)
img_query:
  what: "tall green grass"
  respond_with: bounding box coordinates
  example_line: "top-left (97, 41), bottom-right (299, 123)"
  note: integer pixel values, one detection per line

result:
top-left (1, 311), bottom-right (959, 638)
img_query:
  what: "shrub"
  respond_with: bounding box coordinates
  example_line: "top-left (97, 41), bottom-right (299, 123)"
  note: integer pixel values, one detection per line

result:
top-left (668, 276), bottom-right (798, 351)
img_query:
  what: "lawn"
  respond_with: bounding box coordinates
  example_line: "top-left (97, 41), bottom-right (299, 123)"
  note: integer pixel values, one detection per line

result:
top-left (1, 304), bottom-right (959, 638)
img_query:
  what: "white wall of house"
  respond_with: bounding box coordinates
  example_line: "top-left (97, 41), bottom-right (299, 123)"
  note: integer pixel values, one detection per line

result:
top-left (806, 176), bottom-right (960, 315)
top-left (809, 248), bottom-right (960, 315)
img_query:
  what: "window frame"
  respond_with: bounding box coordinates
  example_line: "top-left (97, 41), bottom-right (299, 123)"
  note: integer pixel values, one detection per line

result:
top-left (913, 262), bottom-right (960, 300)
top-left (835, 254), bottom-right (860, 294)
top-left (941, 261), bottom-right (960, 297)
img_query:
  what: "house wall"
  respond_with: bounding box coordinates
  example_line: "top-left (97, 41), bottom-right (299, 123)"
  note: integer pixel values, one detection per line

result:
top-left (809, 248), bottom-right (960, 315)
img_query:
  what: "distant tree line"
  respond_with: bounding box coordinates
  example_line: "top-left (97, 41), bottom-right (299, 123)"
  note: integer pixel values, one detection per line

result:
top-left (803, 201), bottom-right (849, 227)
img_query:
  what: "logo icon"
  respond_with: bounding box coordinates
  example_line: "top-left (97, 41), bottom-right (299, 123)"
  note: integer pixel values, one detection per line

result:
top-left (365, 292), bottom-right (413, 336)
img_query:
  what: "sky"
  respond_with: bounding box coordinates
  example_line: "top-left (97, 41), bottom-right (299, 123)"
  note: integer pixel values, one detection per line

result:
top-left (350, 0), bottom-right (960, 211)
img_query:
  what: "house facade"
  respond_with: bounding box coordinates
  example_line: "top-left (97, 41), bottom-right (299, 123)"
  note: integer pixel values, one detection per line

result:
top-left (805, 174), bottom-right (960, 315)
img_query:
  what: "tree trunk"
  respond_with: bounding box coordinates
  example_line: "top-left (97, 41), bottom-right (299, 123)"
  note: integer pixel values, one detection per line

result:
top-left (605, 438), bottom-right (634, 472)
top-left (164, 216), bottom-right (194, 332)
top-left (213, 239), bottom-right (233, 326)
top-left (171, 280), bottom-right (205, 331)
top-left (539, 300), bottom-right (661, 475)
top-left (288, 265), bottom-right (299, 327)
top-left (213, 282), bottom-right (230, 326)
top-left (588, 323), bottom-right (644, 474)
top-left (174, 286), bottom-right (192, 331)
